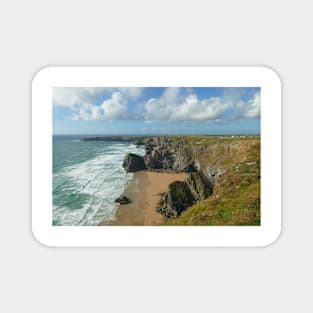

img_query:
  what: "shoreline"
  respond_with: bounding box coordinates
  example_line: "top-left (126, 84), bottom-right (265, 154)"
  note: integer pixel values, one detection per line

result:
top-left (99, 171), bottom-right (188, 226)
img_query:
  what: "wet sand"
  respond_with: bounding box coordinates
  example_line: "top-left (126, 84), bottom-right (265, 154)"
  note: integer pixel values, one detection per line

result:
top-left (99, 171), bottom-right (188, 226)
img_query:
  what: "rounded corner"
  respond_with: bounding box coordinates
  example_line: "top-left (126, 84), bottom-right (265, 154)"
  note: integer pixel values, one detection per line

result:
top-left (261, 225), bottom-right (283, 248)
top-left (31, 226), bottom-right (53, 248)
top-left (31, 66), bottom-right (55, 87)
top-left (257, 65), bottom-right (282, 88)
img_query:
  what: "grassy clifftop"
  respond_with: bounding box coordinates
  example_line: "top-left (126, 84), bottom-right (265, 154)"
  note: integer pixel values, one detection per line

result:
top-left (163, 135), bottom-right (260, 226)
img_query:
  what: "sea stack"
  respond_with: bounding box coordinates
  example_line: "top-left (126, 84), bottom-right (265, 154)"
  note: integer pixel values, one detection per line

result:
top-left (123, 153), bottom-right (147, 172)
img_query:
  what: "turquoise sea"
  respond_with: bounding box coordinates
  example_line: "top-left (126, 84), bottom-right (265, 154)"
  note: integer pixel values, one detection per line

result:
top-left (53, 135), bottom-right (145, 226)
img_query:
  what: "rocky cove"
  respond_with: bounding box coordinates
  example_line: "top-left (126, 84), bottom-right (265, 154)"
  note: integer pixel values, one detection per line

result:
top-left (122, 137), bottom-right (217, 218)
top-left (83, 135), bottom-right (260, 225)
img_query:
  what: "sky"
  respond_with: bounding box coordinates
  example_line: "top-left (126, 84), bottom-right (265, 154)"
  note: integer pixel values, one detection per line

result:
top-left (53, 87), bottom-right (260, 135)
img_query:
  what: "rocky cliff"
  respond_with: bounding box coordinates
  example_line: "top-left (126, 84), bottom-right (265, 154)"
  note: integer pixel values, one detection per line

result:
top-left (84, 135), bottom-right (260, 225)
top-left (122, 136), bottom-right (215, 217)
top-left (157, 171), bottom-right (214, 217)
top-left (186, 171), bottom-right (213, 201)
top-left (123, 136), bottom-right (197, 173)
top-left (158, 181), bottom-right (196, 217)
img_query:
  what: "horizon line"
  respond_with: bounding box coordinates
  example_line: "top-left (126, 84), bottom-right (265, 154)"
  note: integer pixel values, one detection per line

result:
top-left (53, 133), bottom-right (260, 136)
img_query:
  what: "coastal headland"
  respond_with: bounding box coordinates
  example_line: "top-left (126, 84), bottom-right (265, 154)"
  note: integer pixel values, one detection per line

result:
top-left (81, 135), bottom-right (260, 226)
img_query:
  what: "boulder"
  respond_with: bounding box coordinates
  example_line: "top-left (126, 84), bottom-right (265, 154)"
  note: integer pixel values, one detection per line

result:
top-left (115, 196), bottom-right (131, 205)
top-left (186, 171), bottom-right (213, 200)
top-left (158, 181), bottom-right (196, 217)
top-left (122, 153), bottom-right (147, 172)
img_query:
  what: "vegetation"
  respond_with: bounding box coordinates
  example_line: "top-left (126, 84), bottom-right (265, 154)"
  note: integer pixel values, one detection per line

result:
top-left (163, 135), bottom-right (260, 226)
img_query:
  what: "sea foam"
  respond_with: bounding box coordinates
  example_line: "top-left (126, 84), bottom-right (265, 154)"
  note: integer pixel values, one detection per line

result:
top-left (53, 142), bottom-right (145, 226)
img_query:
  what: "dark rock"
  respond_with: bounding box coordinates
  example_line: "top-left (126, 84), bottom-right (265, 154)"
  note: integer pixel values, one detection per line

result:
top-left (186, 171), bottom-right (213, 200)
top-left (144, 147), bottom-right (174, 170)
top-left (144, 143), bottom-right (156, 154)
top-left (143, 139), bottom-right (196, 172)
top-left (158, 181), bottom-right (195, 217)
top-left (133, 139), bottom-right (145, 146)
top-left (172, 148), bottom-right (197, 172)
top-left (115, 196), bottom-right (131, 205)
top-left (123, 153), bottom-right (147, 172)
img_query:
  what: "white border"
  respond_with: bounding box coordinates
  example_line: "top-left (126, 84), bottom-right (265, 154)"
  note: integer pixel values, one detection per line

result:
top-left (32, 67), bottom-right (281, 247)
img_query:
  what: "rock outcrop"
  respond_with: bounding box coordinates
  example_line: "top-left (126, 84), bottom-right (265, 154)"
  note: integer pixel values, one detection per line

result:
top-left (115, 196), bottom-right (131, 205)
top-left (202, 167), bottom-right (225, 184)
top-left (123, 153), bottom-right (147, 172)
top-left (186, 171), bottom-right (213, 200)
top-left (172, 149), bottom-right (197, 172)
top-left (158, 181), bottom-right (196, 217)
top-left (142, 138), bottom-right (196, 172)
top-left (144, 147), bottom-right (175, 170)
top-left (119, 137), bottom-right (221, 218)
top-left (157, 171), bottom-right (214, 217)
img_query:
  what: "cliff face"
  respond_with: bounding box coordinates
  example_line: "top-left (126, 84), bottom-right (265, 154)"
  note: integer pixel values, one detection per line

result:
top-left (158, 181), bottom-right (196, 217)
top-left (122, 136), bottom-right (216, 217)
top-left (143, 137), bottom-right (197, 172)
top-left (107, 135), bottom-right (260, 225)
top-left (157, 172), bottom-right (214, 217)
top-left (163, 136), bottom-right (261, 226)
top-left (186, 172), bottom-right (213, 201)
top-left (122, 136), bottom-right (197, 173)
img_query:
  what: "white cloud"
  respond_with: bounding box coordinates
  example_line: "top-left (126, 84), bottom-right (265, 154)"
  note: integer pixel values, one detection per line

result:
top-left (54, 87), bottom-right (260, 122)
top-left (71, 91), bottom-right (129, 121)
top-left (54, 87), bottom-right (143, 121)
top-left (145, 87), bottom-right (183, 120)
top-left (174, 95), bottom-right (229, 121)
top-left (101, 92), bottom-right (128, 120)
top-left (244, 92), bottom-right (260, 118)
top-left (53, 87), bottom-right (143, 109)
top-left (53, 87), bottom-right (109, 108)
top-left (145, 88), bottom-right (231, 122)
top-left (118, 87), bottom-right (143, 99)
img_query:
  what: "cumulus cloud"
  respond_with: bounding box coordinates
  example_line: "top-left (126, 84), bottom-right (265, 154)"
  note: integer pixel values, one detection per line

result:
top-left (145, 88), bottom-right (231, 122)
top-left (71, 91), bottom-right (129, 121)
top-left (53, 87), bottom-right (260, 122)
top-left (173, 95), bottom-right (229, 121)
top-left (101, 92), bottom-right (128, 120)
top-left (244, 92), bottom-right (260, 118)
top-left (118, 87), bottom-right (143, 99)
top-left (53, 87), bottom-right (108, 108)
top-left (54, 87), bottom-right (144, 121)
top-left (145, 88), bottom-right (182, 121)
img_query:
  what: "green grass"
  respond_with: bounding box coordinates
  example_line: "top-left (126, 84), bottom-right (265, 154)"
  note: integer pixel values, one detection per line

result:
top-left (163, 136), bottom-right (260, 226)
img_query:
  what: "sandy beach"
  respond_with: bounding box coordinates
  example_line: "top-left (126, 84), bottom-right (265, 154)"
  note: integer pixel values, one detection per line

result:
top-left (100, 171), bottom-right (188, 226)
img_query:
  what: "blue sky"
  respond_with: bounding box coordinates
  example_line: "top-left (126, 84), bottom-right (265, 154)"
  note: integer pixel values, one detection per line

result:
top-left (53, 87), bottom-right (260, 135)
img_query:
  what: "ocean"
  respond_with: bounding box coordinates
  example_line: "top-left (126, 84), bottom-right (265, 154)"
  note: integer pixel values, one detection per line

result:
top-left (53, 135), bottom-right (145, 226)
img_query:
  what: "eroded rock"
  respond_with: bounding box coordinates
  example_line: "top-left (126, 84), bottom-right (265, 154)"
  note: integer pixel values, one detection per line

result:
top-left (114, 196), bottom-right (131, 205)
top-left (186, 171), bottom-right (213, 200)
top-left (158, 181), bottom-right (196, 217)
top-left (123, 153), bottom-right (147, 172)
